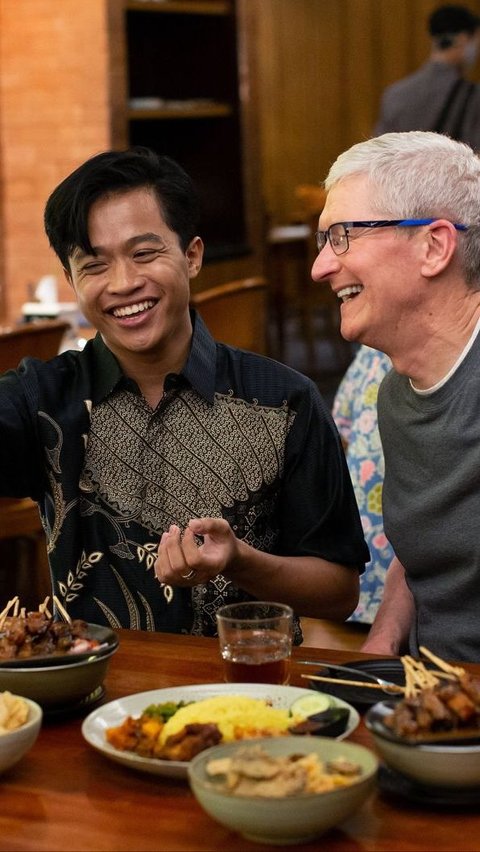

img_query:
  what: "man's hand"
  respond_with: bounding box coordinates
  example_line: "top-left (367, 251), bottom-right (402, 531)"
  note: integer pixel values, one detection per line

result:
top-left (154, 518), bottom-right (241, 586)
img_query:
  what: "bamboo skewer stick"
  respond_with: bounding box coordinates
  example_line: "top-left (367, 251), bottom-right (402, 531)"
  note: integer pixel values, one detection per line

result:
top-left (53, 595), bottom-right (72, 624)
top-left (0, 597), bottom-right (18, 630)
top-left (300, 673), bottom-right (405, 693)
top-left (419, 645), bottom-right (465, 679)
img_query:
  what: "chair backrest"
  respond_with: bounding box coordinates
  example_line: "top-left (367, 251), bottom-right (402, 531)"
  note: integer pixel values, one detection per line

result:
top-left (0, 319), bottom-right (70, 374)
top-left (190, 276), bottom-right (269, 355)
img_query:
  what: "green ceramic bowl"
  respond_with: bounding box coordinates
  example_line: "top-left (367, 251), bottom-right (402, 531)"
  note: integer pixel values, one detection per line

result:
top-left (188, 736), bottom-right (378, 845)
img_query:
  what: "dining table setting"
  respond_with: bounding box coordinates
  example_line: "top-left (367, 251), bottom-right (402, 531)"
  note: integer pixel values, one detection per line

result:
top-left (1, 622), bottom-right (480, 852)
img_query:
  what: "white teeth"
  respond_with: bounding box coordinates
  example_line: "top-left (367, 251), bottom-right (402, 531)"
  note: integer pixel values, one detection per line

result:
top-left (112, 300), bottom-right (155, 318)
top-left (337, 285), bottom-right (363, 302)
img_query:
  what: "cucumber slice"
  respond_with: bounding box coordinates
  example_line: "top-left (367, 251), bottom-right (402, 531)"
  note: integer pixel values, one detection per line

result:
top-left (289, 692), bottom-right (333, 721)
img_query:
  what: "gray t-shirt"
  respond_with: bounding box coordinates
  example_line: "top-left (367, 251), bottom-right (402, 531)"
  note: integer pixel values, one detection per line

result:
top-left (379, 332), bottom-right (480, 661)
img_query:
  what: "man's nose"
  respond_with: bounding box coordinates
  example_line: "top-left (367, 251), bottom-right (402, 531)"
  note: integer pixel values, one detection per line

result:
top-left (310, 242), bottom-right (341, 283)
top-left (109, 259), bottom-right (145, 291)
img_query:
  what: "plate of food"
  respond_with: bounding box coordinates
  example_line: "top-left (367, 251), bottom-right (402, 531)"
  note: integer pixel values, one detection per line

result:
top-left (0, 596), bottom-right (118, 667)
top-left (81, 683), bottom-right (359, 779)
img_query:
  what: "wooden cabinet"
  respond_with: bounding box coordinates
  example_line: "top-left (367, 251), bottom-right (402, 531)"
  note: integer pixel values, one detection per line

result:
top-left (107, 0), bottom-right (264, 289)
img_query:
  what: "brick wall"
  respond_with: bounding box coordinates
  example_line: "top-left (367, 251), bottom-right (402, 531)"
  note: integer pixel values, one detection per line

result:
top-left (0, 0), bottom-right (112, 322)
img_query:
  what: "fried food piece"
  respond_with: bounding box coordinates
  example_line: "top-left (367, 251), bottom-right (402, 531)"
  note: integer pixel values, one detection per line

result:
top-left (106, 713), bottom-right (165, 757)
top-left (156, 723), bottom-right (222, 761)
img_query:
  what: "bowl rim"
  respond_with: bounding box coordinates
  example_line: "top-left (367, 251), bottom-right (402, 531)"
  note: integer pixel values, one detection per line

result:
top-left (188, 735), bottom-right (378, 801)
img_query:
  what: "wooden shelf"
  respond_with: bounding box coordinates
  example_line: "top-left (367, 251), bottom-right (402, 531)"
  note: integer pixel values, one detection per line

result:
top-left (108, 0), bottom-right (264, 287)
top-left (128, 103), bottom-right (232, 120)
top-left (126, 1), bottom-right (231, 14)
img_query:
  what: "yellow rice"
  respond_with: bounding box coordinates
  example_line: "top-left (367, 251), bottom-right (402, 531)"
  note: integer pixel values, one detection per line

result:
top-left (160, 695), bottom-right (291, 744)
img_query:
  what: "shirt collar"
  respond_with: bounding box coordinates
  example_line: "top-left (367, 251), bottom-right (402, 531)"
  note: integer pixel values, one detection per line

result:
top-left (89, 309), bottom-right (217, 405)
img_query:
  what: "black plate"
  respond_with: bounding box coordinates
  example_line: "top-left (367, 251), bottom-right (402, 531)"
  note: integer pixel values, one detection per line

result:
top-left (379, 764), bottom-right (480, 809)
top-left (0, 623), bottom-right (119, 669)
top-left (307, 658), bottom-right (406, 711)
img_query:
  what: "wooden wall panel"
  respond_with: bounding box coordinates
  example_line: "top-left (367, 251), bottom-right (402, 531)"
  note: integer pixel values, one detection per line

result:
top-left (254, 0), bottom-right (480, 225)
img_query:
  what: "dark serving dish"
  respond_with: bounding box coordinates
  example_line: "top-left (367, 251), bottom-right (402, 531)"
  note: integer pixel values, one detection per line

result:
top-left (0, 623), bottom-right (118, 668)
top-left (0, 624), bottom-right (119, 710)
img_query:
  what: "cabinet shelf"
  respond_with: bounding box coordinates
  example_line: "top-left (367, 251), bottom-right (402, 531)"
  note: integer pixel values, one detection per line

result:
top-left (128, 103), bottom-right (232, 120)
top-left (109, 0), bottom-right (263, 282)
top-left (126, 1), bottom-right (231, 15)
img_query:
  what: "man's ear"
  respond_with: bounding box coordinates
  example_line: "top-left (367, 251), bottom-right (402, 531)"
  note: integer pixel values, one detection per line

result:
top-left (420, 220), bottom-right (458, 278)
top-left (186, 236), bottom-right (204, 279)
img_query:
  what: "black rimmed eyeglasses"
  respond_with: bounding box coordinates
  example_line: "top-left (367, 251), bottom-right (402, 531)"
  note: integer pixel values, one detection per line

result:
top-left (315, 218), bottom-right (468, 256)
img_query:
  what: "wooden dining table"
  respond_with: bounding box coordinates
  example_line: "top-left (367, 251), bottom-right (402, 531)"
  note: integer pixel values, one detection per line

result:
top-left (2, 629), bottom-right (479, 851)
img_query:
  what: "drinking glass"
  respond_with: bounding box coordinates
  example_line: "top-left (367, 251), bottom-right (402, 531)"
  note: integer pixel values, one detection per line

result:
top-left (216, 601), bottom-right (293, 685)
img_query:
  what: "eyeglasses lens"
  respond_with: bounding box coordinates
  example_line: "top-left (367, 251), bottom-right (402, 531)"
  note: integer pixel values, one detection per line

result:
top-left (330, 224), bottom-right (348, 255)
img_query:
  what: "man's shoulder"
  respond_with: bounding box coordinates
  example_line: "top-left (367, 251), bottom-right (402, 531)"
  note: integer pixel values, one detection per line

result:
top-left (1, 345), bottom-right (91, 397)
top-left (382, 62), bottom-right (443, 99)
top-left (215, 343), bottom-right (324, 408)
top-left (218, 343), bottom-right (318, 386)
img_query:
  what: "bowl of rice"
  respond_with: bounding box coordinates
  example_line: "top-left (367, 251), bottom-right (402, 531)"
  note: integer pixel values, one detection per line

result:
top-left (188, 735), bottom-right (378, 845)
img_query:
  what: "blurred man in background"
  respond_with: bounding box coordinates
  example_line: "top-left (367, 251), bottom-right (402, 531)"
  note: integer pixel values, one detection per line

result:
top-left (374, 4), bottom-right (480, 148)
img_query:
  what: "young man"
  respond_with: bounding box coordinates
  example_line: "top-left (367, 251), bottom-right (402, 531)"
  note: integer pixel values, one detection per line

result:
top-left (312, 129), bottom-right (480, 662)
top-left (0, 147), bottom-right (367, 638)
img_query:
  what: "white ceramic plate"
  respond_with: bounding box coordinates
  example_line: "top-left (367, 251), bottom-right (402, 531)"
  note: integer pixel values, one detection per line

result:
top-left (81, 683), bottom-right (359, 779)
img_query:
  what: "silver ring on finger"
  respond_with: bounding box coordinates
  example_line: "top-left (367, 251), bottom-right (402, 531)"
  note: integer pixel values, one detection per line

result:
top-left (181, 568), bottom-right (197, 580)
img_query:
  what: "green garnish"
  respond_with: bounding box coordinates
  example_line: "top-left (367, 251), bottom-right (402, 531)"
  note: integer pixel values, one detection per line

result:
top-left (142, 701), bottom-right (190, 721)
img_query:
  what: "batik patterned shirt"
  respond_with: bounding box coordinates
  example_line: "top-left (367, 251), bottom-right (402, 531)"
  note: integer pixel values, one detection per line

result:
top-left (0, 313), bottom-right (367, 638)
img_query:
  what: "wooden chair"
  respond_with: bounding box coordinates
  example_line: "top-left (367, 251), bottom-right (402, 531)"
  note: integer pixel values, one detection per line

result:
top-left (0, 319), bottom-right (69, 609)
top-left (0, 318), bottom-right (70, 372)
top-left (190, 276), bottom-right (269, 355)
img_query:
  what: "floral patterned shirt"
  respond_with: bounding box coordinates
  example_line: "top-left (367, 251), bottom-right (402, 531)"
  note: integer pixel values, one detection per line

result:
top-left (332, 346), bottom-right (393, 623)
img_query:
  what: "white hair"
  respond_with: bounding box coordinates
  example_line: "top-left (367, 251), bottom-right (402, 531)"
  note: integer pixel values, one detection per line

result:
top-left (325, 131), bottom-right (480, 286)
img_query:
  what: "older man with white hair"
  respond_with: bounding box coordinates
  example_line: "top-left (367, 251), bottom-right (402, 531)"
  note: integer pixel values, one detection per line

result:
top-left (312, 130), bottom-right (480, 661)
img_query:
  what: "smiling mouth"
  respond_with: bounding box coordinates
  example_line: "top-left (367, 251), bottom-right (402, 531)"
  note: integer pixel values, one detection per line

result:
top-left (337, 285), bottom-right (363, 302)
top-left (111, 300), bottom-right (156, 318)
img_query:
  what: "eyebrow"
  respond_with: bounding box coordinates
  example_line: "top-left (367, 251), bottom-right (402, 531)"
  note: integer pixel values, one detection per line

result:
top-left (73, 232), bottom-right (166, 260)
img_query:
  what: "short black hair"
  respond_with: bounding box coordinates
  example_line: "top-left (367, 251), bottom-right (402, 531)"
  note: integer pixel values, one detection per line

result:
top-left (429, 4), bottom-right (480, 37)
top-left (44, 147), bottom-right (200, 270)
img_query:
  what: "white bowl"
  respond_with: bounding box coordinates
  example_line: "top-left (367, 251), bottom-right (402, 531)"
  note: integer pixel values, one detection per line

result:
top-left (366, 700), bottom-right (480, 788)
top-left (0, 696), bottom-right (42, 774)
top-left (188, 736), bottom-right (378, 845)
